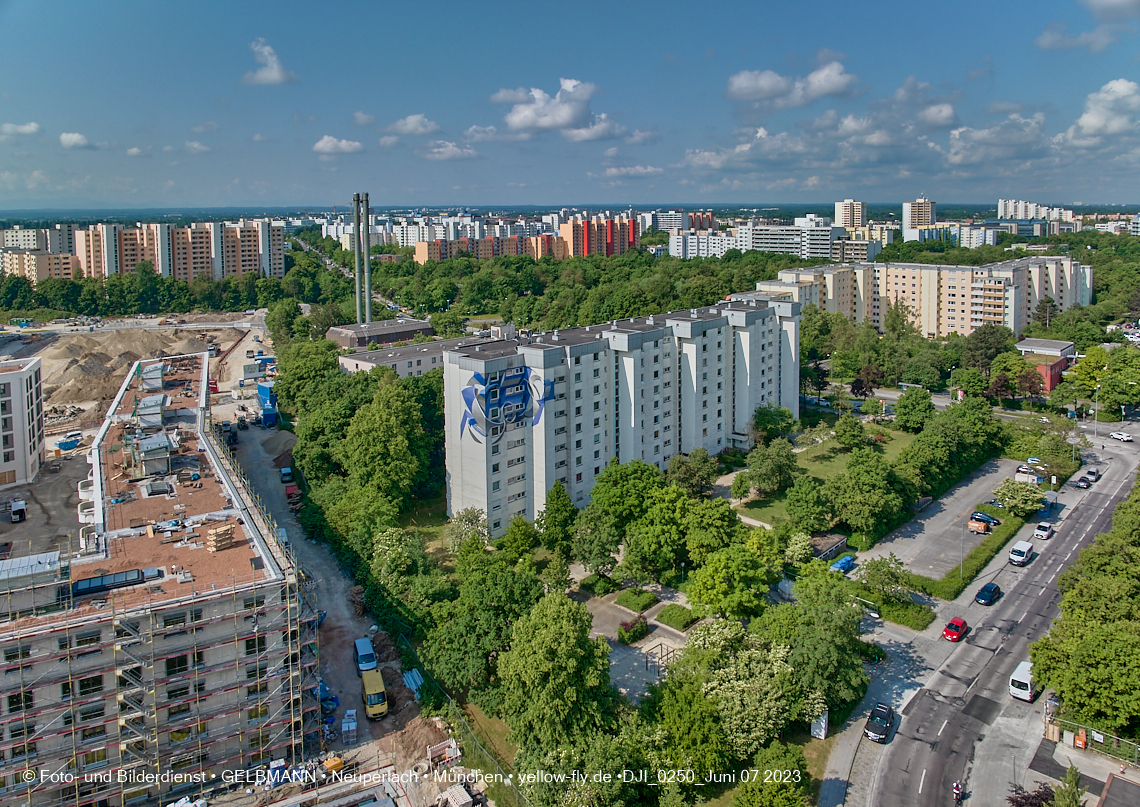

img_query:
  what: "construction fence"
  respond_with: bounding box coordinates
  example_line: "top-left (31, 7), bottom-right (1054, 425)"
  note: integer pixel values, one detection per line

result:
top-left (1048, 715), bottom-right (1140, 765)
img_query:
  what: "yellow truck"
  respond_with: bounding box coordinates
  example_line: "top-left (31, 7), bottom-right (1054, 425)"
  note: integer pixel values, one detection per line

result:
top-left (361, 670), bottom-right (387, 719)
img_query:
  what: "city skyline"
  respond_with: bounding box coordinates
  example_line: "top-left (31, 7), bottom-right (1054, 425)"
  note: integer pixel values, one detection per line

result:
top-left (3, 0), bottom-right (1140, 207)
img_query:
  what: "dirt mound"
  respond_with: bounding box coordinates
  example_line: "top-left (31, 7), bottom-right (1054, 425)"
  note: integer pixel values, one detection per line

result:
top-left (273, 448), bottom-right (293, 469)
top-left (391, 716), bottom-right (447, 770)
top-left (263, 430), bottom-right (296, 458)
top-left (372, 631), bottom-right (401, 664)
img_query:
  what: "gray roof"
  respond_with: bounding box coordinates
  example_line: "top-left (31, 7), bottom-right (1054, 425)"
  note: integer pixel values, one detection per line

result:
top-left (0, 552), bottom-right (61, 584)
top-left (328, 319), bottom-right (431, 338)
top-left (1016, 338), bottom-right (1074, 352)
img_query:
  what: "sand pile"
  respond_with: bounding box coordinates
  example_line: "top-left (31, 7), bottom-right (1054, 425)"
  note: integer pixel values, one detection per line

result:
top-left (391, 716), bottom-right (447, 769)
top-left (37, 327), bottom-right (246, 406)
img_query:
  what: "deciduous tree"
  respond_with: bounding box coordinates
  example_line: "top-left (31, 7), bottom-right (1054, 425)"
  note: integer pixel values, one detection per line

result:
top-left (785, 476), bottom-right (830, 533)
top-left (833, 414), bottom-right (866, 450)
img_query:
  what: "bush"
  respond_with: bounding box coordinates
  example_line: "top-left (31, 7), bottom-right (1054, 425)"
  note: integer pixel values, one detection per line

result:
top-left (859, 641), bottom-right (887, 663)
top-left (617, 615), bottom-right (649, 644)
top-left (655, 604), bottom-right (698, 631)
top-left (908, 514), bottom-right (1026, 601)
top-left (615, 588), bottom-right (659, 613)
top-left (879, 600), bottom-right (937, 630)
top-left (580, 573), bottom-right (619, 596)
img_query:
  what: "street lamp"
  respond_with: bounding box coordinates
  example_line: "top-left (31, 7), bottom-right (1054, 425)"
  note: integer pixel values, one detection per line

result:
top-left (1094, 384), bottom-right (1101, 438)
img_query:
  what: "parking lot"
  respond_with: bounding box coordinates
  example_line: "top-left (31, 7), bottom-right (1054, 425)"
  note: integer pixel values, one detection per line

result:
top-left (0, 445), bottom-right (89, 559)
top-left (860, 458), bottom-right (1021, 577)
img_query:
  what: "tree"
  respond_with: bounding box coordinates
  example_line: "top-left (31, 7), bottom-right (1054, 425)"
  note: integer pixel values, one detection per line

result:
top-left (732, 741), bottom-right (811, 807)
top-left (497, 594), bottom-right (616, 750)
top-left (987, 371), bottom-right (1016, 400)
top-left (992, 479), bottom-right (1044, 517)
top-left (1018, 367), bottom-right (1044, 399)
top-left (652, 668), bottom-right (734, 776)
top-left (1050, 380), bottom-right (1080, 410)
top-left (588, 458), bottom-right (664, 536)
top-left (535, 481), bottom-right (577, 553)
top-left (962, 323), bottom-right (1015, 373)
top-left (424, 562), bottom-right (544, 694)
top-left (1005, 782), bottom-right (1054, 807)
top-left (498, 516), bottom-right (540, 564)
top-left (704, 640), bottom-right (797, 758)
top-left (956, 367), bottom-right (987, 398)
top-left (688, 544), bottom-right (775, 619)
top-left (822, 449), bottom-right (905, 538)
top-left (429, 309), bottom-right (466, 338)
top-left (685, 497), bottom-right (742, 565)
top-left (855, 553), bottom-right (911, 604)
top-left (1033, 296), bottom-right (1059, 328)
top-left (1051, 764), bottom-right (1086, 807)
top-left (735, 438), bottom-right (799, 497)
top-left (623, 486), bottom-right (691, 582)
top-left (752, 403), bottom-right (796, 443)
top-left (989, 351), bottom-right (1031, 386)
top-left (571, 504), bottom-right (621, 576)
top-left (850, 365), bottom-right (884, 399)
top-left (861, 397), bottom-right (884, 417)
top-left (833, 413), bottom-right (866, 450)
top-left (446, 508), bottom-right (490, 555)
top-left (785, 476), bottom-right (830, 533)
top-left (665, 448), bottom-right (720, 499)
top-left (785, 532), bottom-right (814, 565)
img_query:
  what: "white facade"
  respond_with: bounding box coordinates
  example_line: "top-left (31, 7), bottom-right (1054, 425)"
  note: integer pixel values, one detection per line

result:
top-left (0, 357), bottom-right (44, 487)
top-left (736, 216), bottom-right (844, 260)
top-left (998, 199), bottom-right (1074, 222)
top-left (834, 199), bottom-right (866, 228)
top-left (669, 232), bottom-right (739, 259)
top-left (443, 301), bottom-right (801, 535)
top-left (2, 227), bottom-right (46, 251)
top-left (1131, 214), bottom-right (1140, 237)
top-left (953, 225), bottom-right (999, 249)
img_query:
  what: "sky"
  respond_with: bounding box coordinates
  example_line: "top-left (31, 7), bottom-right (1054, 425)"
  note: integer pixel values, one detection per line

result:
top-left (2, 0), bottom-right (1140, 210)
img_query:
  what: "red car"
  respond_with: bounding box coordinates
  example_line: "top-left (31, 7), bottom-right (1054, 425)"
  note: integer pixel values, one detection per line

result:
top-left (942, 617), bottom-right (968, 642)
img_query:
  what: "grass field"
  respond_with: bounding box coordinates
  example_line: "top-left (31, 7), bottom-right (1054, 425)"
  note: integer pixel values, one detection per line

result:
top-left (738, 429), bottom-right (916, 525)
top-left (401, 494), bottom-right (450, 567)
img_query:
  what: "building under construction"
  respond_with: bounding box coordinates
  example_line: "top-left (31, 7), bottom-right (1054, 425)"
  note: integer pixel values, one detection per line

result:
top-left (0, 353), bottom-right (320, 806)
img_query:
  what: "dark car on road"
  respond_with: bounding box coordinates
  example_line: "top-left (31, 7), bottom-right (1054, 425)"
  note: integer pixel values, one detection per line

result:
top-left (971, 511), bottom-right (1001, 526)
top-left (863, 703), bottom-right (895, 743)
top-left (975, 582), bottom-right (1001, 606)
top-left (1076, 477), bottom-right (1091, 489)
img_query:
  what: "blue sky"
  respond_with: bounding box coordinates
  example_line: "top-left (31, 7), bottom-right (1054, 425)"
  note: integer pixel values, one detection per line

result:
top-left (2, 0), bottom-right (1140, 209)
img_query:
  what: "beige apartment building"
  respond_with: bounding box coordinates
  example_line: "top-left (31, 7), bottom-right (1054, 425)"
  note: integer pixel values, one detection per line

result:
top-left (0, 251), bottom-right (81, 284)
top-left (833, 199), bottom-right (866, 228)
top-left (74, 221), bottom-right (284, 280)
top-left (733, 255), bottom-right (1091, 339)
top-left (0, 353), bottom-right (318, 807)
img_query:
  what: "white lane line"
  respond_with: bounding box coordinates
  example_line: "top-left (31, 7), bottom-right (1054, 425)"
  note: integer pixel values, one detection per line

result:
top-left (1042, 586), bottom-right (1047, 595)
top-left (919, 769), bottom-right (927, 794)
top-left (1065, 549), bottom-right (1074, 560)
top-left (1021, 610), bottom-right (1029, 622)
top-left (939, 720), bottom-right (948, 736)
top-left (1048, 573), bottom-right (1056, 584)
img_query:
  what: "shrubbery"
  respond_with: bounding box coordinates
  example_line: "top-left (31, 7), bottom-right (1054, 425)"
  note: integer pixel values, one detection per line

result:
top-left (617, 615), bottom-right (649, 644)
top-left (579, 573), bottom-right (619, 596)
top-left (655, 604), bottom-right (698, 631)
top-left (615, 588), bottom-right (659, 613)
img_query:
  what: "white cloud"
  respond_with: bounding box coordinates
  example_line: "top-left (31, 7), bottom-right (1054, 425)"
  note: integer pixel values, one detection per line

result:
top-left (312, 135), bottom-right (363, 154)
top-left (353, 111), bottom-right (376, 125)
top-left (501, 78), bottom-right (596, 131)
top-left (726, 62), bottom-right (856, 109)
top-left (387, 114), bottom-right (440, 136)
top-left (563, 113), bottom-right (626, 142)
top-left (1081, 0), bottom-right (1140, 20)
top-left (126, 147), bottom-right (143, 157)
top-left (378, 135), bottom-right (399, 147)
top-left (162, 145), bottom-right (175, 152)
top-left (59, 132), bottom-right (91, 149)
top-left (1035, 23), bottom-right (1119, 52)
top-left (191, 121), bottom-right (219, 133)
top-left (422, 141), bottom-right (477, 161)
top-left (726, 70), bottom-right (792, 101)
top-left (489, 87), bottom-right (531, 103)
top-left (463, 125), bottom-right (530, 142)
top-left (603, 165), bottom-right (663, 176)
top-left (947, 113), bottom-right (1047, 165)
top-left (0, 122), bottom-right (39, 136)
top-left (603, 147), bottom-right (619, 157)
top-left (1062, 78), bottom-right (1140, 144)
top-left (185, 141), bottom-right (211, 154)
top-left (918, 103), bottom-right (958, 127)
top-left (625, 127), bottom-right (659, 145)
top-left (241, 38), bottom-right (298, 85)
top-left (252, 133), bottom-right (268, 142)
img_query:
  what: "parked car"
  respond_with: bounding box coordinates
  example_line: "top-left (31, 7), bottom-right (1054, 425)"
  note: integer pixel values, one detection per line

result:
top-left (985, 500), bottom-right (1006, 509)
top-left (975, 582), bottom-right (1002, 605)
top-left (1076, 477), bottom-right (1091, 489)
top-left (1086, 467), bottom-right (1100, 482)
top-left (1009, 540), bottom-right (1034, 566)
top-left (1033, 522), bottom-right (1055, 540)
top-left (1027, 456), bottom-right (1042, 464)
top-left (971, 511), bottom-right (1001, 526)
top-left (942, 617), bottom-right (968, 642)
top-left (863, 703), bottom-right (895, 743)
top-left (1110, 432), bottom-right (1133, 442)
top-left (1016, 464), bottom-right (1036, 475)
top-left (830, 555), bottom-right (856, 574)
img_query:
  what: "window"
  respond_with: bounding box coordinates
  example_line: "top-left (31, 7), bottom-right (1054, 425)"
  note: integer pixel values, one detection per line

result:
top-left (80, 725), bottom-right (107, 743)
top-left (246, 683), bottom-right (268, 697)
top-left (492, 520), bottom-right (501, 530)
top-left (81, 748), bottom-right (107, 770)
top-left (245, 637), bottom-right (267, 656)
top-left (492, 481), bottom-right (500, 491)
top-left (3, 646), bottom-right (29, 663)
top-left (78, 705), bottom-right (105, 723)
top-left (75, 631), bottom-right (100, 648)
top-left (7, 692), bottom-right (31, 713)
top-left (574, 372), bottom-right (580, 382)
top-left (168, 702), bottom-right (191, 720)
top-left (10, 740), bottom-right (35, 760)
top-left (248, 705), bottom-right (269, 721)
top-left (78, 675), bottom-right (103, 697)
top-left (492, 462), bottom-right (499, 473)
top-left (575, 473), bottom-right (583, 482)
top-left (243, 595), bottom-right (265, 610)
top-left (163, 613), bottom-right (186, 629)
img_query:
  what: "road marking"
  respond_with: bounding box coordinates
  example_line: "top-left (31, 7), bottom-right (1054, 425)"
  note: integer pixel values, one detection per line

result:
top-left (1048, 573), bottom-right (1056, 584)
top-left (919, 769), bottom-right (926, 794)
top-left (1021, 610), bottom-right (1029, 621)
top-left (939, 720), bottom-right (948, 736)
top-left (1066, 549), bottom-right (1074, 560)
top-left (1042, 586), bottom-right (1047, 595)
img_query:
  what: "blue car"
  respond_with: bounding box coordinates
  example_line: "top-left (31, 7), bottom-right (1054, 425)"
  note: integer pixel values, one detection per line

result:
top-left (830, 555), bottom-right (856, 574)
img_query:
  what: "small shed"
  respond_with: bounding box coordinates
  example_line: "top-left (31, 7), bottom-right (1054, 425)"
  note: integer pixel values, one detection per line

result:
top-left (135, 394), bottom-right (166, 429)
top-left (140, 361), bottom-right (165, 392)
top-left (132, 432), bottom-right (172, 477)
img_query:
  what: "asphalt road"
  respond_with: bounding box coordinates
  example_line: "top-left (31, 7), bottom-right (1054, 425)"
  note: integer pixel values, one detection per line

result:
top-left (871, 452), bottom-right (1138, 805)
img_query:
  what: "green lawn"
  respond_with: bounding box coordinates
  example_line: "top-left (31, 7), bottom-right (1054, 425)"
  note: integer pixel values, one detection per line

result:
top-left (739, 429), bottom-right (916, 525)
top-left (401, 494), bottom-right (450, 565)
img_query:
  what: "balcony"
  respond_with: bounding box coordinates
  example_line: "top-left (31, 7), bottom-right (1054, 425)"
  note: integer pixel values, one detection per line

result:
top-left (78, 478), bottom-right (95, 502)
top-left (78, 500), bottom-right (97, 524)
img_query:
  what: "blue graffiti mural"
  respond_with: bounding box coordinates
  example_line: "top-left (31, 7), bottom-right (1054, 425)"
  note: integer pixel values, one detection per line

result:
top-left (459, 366), bottom-right (553, 444)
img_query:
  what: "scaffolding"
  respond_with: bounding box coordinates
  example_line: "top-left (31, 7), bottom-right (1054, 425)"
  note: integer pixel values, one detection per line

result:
top-left (112, 601), bottom-right (159, 780)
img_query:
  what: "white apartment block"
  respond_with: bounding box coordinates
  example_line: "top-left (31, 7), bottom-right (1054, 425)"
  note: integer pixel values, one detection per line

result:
top-left (0, 357), bottom-right (44, 487)
top-left (736, 215), bottom-right (845, 260)
top-left (902, 197), bottom-right (936, 230)
top-left (834, 199), bottom-right (867, 228)
top-left (442, 300), bottom-right (801, 534)
top-left (2, 228), bottom-right (47, 252)
top-left (668, 232), bottom-right (739, 259)
top-left (954, 225), bottom-right (999, 249)
top-left (1131, 214), bottom-right (1140, 237)
top-left (997, 199), bottom-right (1075, 222)
top-left (732, 255), bottom-right (1091, 340)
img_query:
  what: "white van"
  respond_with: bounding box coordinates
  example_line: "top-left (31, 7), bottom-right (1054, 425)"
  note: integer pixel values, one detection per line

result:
top-left (1009, 541), bottom-right (1033, 567)
top-left (1010, 661), bottom-right (1037, 701)
top-left (353, 637), bottom-right (377, 676)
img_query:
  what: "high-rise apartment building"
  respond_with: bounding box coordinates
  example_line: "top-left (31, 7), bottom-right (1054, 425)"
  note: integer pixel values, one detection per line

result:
top-left (0, 250), bottom-right (81, 284)
top-left (443, 299), bottom-right (801, 535)
top-left (997, 199), bottom-right (1074, 222)
top-left (834, 199), bottom-right (867, 228)
top-left (0, 353), bottom-right (318, 806)
top-left (902, 196), bottom-right (936, 229)
top-left (558, 217), bottom-right (639, 257)
top-left (0, 357), bottom-right (44, 487)
top-left (2, 228), bottom-right (47, 252)
top-left (735, 215), bottom-right (846, 260)
top-left (732, 255), bottom-right (1091, 339)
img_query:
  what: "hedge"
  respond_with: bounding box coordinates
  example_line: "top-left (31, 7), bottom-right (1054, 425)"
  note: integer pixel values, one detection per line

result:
top-left (844, 579), bottom-right (937, 631)
top-left (655, 604), bottom-right (698, 631)
top-left (615, 588), bottom-right (659, 613)
top-left (907, 509), bottom-right (1027, 601)
top-left (580, 574), bottom-right (619, 596)
top-left (617, 615), bottom-right (649, 644)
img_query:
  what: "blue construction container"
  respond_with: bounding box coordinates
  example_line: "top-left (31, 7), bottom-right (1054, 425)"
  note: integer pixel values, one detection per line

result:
top-left (261, 407), bottom-right (278, 428)
top-left (257, 380), bottom-right (277, 410)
